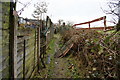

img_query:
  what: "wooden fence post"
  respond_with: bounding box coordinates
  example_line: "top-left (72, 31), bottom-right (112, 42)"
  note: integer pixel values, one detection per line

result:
top-left (23, 39), bottom-right (26, 79)
top-left (104, 16), bottom-right (106, 31)
top-left (88, 23), bottom-right (90, 29)
top-left (9, 2), bottom-right (17, 78)
top-left (34, 29), bottom-right (37, 69)
top-left (37, 27), bottom-right (40, 71)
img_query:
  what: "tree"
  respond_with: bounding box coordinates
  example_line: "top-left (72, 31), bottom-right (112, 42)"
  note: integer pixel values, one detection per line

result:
top-left (17, 0), bottom-right (32, 15)
top-left (32, 1), bottom-right (48, 20)
top-left (58, 19), bottom-right (63, 26)
top-left (104, 1), bottom-right (120, 79)
top-left (103, 0), bottom-right (120, 31)
top-left (117, 1), bottom-right (120, 31)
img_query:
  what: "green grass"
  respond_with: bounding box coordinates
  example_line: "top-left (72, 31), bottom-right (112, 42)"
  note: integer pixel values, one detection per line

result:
top-left (97, 30), bottom-right (116, 34)
top-left (97, 30), bottom-right (104, 33)
top-left (105, 30), bottom-right (116, 34)
top-left (46, 39), bottom-right (55, 54)
top-left (33, 36), bottom-right (56, 78)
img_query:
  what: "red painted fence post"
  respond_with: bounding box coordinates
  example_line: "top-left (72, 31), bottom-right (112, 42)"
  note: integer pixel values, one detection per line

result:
top-left (89, 23), bottom-right (90, 29)
top-left (104, 16), bottom-right (106, 31)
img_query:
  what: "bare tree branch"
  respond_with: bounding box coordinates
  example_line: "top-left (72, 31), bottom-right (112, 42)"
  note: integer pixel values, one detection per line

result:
top-left (32, 1), bottom-right (48, 20)
top-left (101, 0), bottom-right (119, 30)
top-left (17, 0), bottom-right (32, 15)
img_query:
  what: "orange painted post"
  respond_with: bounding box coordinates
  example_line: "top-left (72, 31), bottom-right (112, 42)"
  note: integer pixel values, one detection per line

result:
top-left (104, 16), bottom-right (106, 31)
top-left (89, 23), bottom-right (90, 29)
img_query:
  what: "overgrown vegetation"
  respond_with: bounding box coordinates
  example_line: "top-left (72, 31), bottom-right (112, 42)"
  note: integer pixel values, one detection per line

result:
top-left (60, 29), bottom-right (120, 78)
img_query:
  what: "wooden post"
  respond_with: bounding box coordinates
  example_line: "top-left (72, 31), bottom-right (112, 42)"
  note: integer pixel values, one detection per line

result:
top-left (104, 16), bottom-right (106, 31)
top-left (88, 23), bottom-right (90, 29)
top-left (37, 27), bottom-right (40, 71)
top-left (34, 29), bottom-right (37, 69)
top-left (9, 2), bottom-right (17, 79)
top-left (23, 39), bottom-right (26, 79)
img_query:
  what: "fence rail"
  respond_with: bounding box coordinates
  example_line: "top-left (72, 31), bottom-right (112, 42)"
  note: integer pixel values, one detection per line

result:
top-left (76, 26), bottom-right (114, 30)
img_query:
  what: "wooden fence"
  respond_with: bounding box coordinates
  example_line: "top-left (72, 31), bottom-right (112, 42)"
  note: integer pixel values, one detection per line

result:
top-left (0, 2), bottom-right (10, 79)
top-left (75, 26), bottom-right (114, 30)
top-left (45, 16), bottom-right (54, 47)
top-left (73, 16), bottom-right (115, 31)
top-left (40, 16), bottom-right (54, 68)
top-left (16, 29), bottom-right (37, 78)
top-left (0, 2), bottom-right (39, 78)
top-left (0, 2), bottom-right (55, 79)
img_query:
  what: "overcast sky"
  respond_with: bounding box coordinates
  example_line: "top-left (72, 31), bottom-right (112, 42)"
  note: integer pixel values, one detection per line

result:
top-left (16, 0), bottom-right (116, 27)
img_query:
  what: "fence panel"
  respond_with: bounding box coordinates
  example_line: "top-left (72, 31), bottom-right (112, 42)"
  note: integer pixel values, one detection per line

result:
top-left (16, 29), bottom-right (37, 78)
top-left (0, 2), bottom-right (10, 79)
top-left (25, 32), bottom-right (36, 78)
top-left (16, 36), bottom-right (24, 78)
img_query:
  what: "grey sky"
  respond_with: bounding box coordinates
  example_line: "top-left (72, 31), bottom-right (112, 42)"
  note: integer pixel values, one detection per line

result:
top-left (17, 0), bottom-right (115, 27)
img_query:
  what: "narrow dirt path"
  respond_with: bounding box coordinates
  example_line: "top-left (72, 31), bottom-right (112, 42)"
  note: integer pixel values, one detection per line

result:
top-left (34, 34), bottom-right (73, 78)
top-left (52, 34), bottom-right (69, 78)
top-left (53, 58), bottom-right (68, 78)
